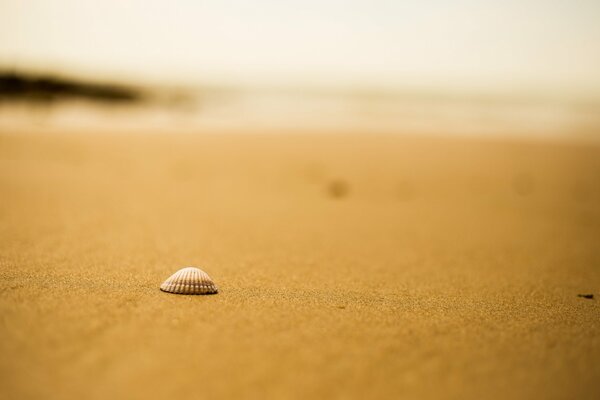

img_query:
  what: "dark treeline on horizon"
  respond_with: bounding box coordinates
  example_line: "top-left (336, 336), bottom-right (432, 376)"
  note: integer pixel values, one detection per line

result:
top-left (0, 71), bottom-right (143, 103)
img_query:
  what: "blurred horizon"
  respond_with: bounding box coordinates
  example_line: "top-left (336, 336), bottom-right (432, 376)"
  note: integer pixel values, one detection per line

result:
top-left (1, 1), bottom-right (600, 139)
top-left (2, 1), bottom-right (600, 94)
top-left (1, 68), bottom-right (599, 141)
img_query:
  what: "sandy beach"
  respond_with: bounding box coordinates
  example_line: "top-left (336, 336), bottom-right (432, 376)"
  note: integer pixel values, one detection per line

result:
top-left (1, 130), bottom-right (599, 399)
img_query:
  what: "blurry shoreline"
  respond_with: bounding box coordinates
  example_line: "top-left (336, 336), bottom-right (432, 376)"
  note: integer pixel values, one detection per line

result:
top-left (1, 70), bottom-right (599, 142)
top-left (0, 71), bottom-right (143, 103)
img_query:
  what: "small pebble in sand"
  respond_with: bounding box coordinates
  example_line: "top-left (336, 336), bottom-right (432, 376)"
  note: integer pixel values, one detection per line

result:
top-left (577, 294), bottom-right (594, 299)
top-left (327, 179), bottom-right (349, 199)
top-left (160, 267), bottom-right (218, 295)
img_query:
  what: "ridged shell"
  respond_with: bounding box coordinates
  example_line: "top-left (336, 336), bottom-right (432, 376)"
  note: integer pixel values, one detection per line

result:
top-left (160, 267), bottom-right (218, 295)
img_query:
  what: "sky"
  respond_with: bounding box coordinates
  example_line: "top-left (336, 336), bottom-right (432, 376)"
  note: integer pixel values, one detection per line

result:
top-left (1, 0), bottom-right (600, 94)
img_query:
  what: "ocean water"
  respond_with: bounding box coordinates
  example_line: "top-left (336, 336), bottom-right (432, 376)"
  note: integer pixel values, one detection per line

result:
top-left (1, 87), bottom-right (599, 141)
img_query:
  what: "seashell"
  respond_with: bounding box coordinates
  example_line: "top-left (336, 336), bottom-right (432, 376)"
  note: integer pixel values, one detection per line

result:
top-left (160, 267), bottom-right (218, 295)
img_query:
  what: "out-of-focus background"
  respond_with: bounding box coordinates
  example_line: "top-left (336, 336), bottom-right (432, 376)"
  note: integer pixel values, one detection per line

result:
top-left (1, 0), bottom-right (600, 138)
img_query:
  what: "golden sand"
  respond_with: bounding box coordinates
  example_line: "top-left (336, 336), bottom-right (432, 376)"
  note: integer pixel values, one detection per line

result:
top-left (1, 131), bottom-right (599, 399)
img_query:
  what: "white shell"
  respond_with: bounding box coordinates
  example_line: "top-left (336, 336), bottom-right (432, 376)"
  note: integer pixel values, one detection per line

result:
top-left (160, 267), bottom-right (218, 295)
